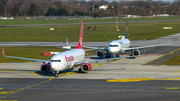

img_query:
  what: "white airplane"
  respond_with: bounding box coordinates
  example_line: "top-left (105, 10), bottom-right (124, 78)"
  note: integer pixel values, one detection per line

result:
top-left (95, 20), bottom-right (173, 58)
top-left (2, 19), bottom-right (130, 77)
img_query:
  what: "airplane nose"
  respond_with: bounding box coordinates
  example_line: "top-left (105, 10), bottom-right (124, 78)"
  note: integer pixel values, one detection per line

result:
top-left (108, 48), bottom-right (118, 54)
top-left (50, 62), bottom-right (64, 71)
top-left (50, 62), bottom-right (58, 71)
top-left (109, 48), bottom-right (115, 53)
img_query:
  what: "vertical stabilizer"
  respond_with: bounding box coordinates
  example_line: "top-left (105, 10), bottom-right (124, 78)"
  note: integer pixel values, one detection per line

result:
top-left (76, 19), bottom-right (83, 49)
top-left (125, 20), bottom-right (128, 39)
top-left (2, 46), bottom-right (5, 56)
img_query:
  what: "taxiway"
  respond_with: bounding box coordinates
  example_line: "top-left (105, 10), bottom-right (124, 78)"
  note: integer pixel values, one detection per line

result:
top-left (0, 33), bottom-right (180, 101)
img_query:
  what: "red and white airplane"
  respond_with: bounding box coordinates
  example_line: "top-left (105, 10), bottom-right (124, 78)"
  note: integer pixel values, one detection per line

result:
top-left (2, 19), bottom-right (130, 77)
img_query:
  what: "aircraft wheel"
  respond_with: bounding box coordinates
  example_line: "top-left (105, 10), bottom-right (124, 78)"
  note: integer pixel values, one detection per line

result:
top-left (54, 71), bottom-right (59, 77)
top-left (106, 55), bottom-right (109, 59)
top-left (78, 68), bottom-right (82, 73)
top-left (78, 68), bottom-right (86, 73)
top-left (55, 73), bottom-right (58, 77)
top-left (130, 55), bottom-right (133, 59)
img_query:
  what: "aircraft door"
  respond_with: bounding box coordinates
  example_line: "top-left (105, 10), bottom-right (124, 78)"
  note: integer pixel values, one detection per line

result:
top-left (63, 58), bottom-right (66, 67)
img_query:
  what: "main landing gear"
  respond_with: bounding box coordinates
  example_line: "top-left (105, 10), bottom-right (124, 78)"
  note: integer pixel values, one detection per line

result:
top-left (105, 50), bottom-right (116, 59)
top-left (106, 50), bottom-right (111, 58)
top-left (78, 68), bottom-right (86, 73)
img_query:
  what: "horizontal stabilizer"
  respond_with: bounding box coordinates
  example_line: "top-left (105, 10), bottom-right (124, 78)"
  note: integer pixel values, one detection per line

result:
top-left (63, 46), bottom-right (71, 49)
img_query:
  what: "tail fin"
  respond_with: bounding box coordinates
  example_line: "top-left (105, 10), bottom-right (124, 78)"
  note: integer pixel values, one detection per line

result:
top-left (125, 20), bottom-right (128, 39)
top-left (76, 19), bottom-right (83, 49)
top-left (2, 46), bottom-right (5, 56)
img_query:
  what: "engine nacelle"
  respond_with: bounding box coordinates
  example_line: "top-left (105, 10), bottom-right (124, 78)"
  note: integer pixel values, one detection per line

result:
top-left (133, 50), bottom-right (140, 56)
top-left (41, 63), bottom-right (51, 72)
top-left (96, 50), bottom-right (103, 57)
top-left (81, 63), bottom-right (92, 72)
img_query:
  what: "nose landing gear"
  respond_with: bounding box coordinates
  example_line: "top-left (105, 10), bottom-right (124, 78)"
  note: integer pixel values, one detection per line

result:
top-left (54, 71), bottom-right (60, 77)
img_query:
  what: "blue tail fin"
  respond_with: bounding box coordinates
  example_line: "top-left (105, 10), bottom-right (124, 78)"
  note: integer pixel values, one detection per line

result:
top-left (125, 20), bottom-right (127, 39)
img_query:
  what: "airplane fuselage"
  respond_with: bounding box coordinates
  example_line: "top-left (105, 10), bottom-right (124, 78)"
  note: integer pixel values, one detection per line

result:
top-left (50, 49), bottom-right (85, 72)
top-left (108, 39), bottom-right (130, 54)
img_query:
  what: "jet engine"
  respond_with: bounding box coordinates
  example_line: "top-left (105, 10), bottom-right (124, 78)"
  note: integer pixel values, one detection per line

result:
top-left (81, 63), bottom-right (92, 72)
top-left (41, 63), bottom-right (51, 72)
top-left (133, 50), bottom-right (140, 56)
top-left (96, 50), bottom-right (103, 57)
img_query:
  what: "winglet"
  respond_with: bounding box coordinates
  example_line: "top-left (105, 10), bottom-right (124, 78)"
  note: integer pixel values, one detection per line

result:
top-left (125, 20), bottom-right (127, 39)
top-left (2, 46), bottom-right (5, 56)
top-left (77, 19), bottom-right (83, 49)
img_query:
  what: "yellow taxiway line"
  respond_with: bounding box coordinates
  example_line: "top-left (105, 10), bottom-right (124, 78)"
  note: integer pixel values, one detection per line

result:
top-left (107, 77), bottom-right (180, 82)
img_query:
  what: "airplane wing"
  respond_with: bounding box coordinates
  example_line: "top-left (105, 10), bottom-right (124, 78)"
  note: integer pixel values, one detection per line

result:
top-left (57, 45), bottom-right (107, 51)
top-left (64, 37), bottom-right (107, 50)
top-left (124, 43), bottom-right (174, 50)
top-left (84, 42), bottom-right (173, 51)
top-left (83, 46), bottom-right (107, 51)
top-left (74, 56), bottom-right (131, 65)
top-left (2, 46), bottom-right (49, 63)
top-left (56, 46), bottom-right (71, 50)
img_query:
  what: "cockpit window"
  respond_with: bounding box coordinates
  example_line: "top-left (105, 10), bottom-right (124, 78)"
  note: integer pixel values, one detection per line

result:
top-left (109, 45), bottom-right (119, 47)
top-left (51, 60), bottom-right (61, 62)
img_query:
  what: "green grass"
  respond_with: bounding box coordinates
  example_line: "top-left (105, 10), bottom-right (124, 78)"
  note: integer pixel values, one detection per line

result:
top-left (0, 47), bottom-right (64, 63)
top-left (0, 47), bottom-right (97, 63)
top-left (0, 21), bottom-right (179, 41)
top-left (1, 18), bottom-right (180, 63)
top-left (0, 16), bottom-right (180, 25)
top-left (162, 55), bottom-right (180, 65)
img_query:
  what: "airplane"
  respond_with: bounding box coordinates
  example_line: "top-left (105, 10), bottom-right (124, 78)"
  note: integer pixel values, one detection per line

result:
top-left (94, 20), bottom-right (174, 58)
top-left (2, 19), bottom-right (131, 77)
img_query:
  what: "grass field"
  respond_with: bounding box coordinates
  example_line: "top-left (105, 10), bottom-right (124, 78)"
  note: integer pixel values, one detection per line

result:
top-left (0, 47), bottom-right (97, 63)
top-left (0, 47), bottom-right (63, 63)
top-left (1, 17), bottom-right (180, 63)
top-left (162, 55), bottom-right (180, 65)
top-left (0, 21), bottom-right (180, 42)
top-left (0, 16), bottom-right (180, 25)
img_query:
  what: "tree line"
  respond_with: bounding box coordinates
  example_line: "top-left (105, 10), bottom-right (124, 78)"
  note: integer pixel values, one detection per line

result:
top-left (0, 0), bottom-right (180, 17)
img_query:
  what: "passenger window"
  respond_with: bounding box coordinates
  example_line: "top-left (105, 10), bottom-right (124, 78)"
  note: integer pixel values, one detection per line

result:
top-left (51, 60), bottom-right (61, 62)
top-left (51, 60), bottom-right (54, 62)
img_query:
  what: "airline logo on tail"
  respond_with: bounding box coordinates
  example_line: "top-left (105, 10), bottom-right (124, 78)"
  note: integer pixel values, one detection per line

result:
top-left (77, 19), bottom-right (83, 49)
